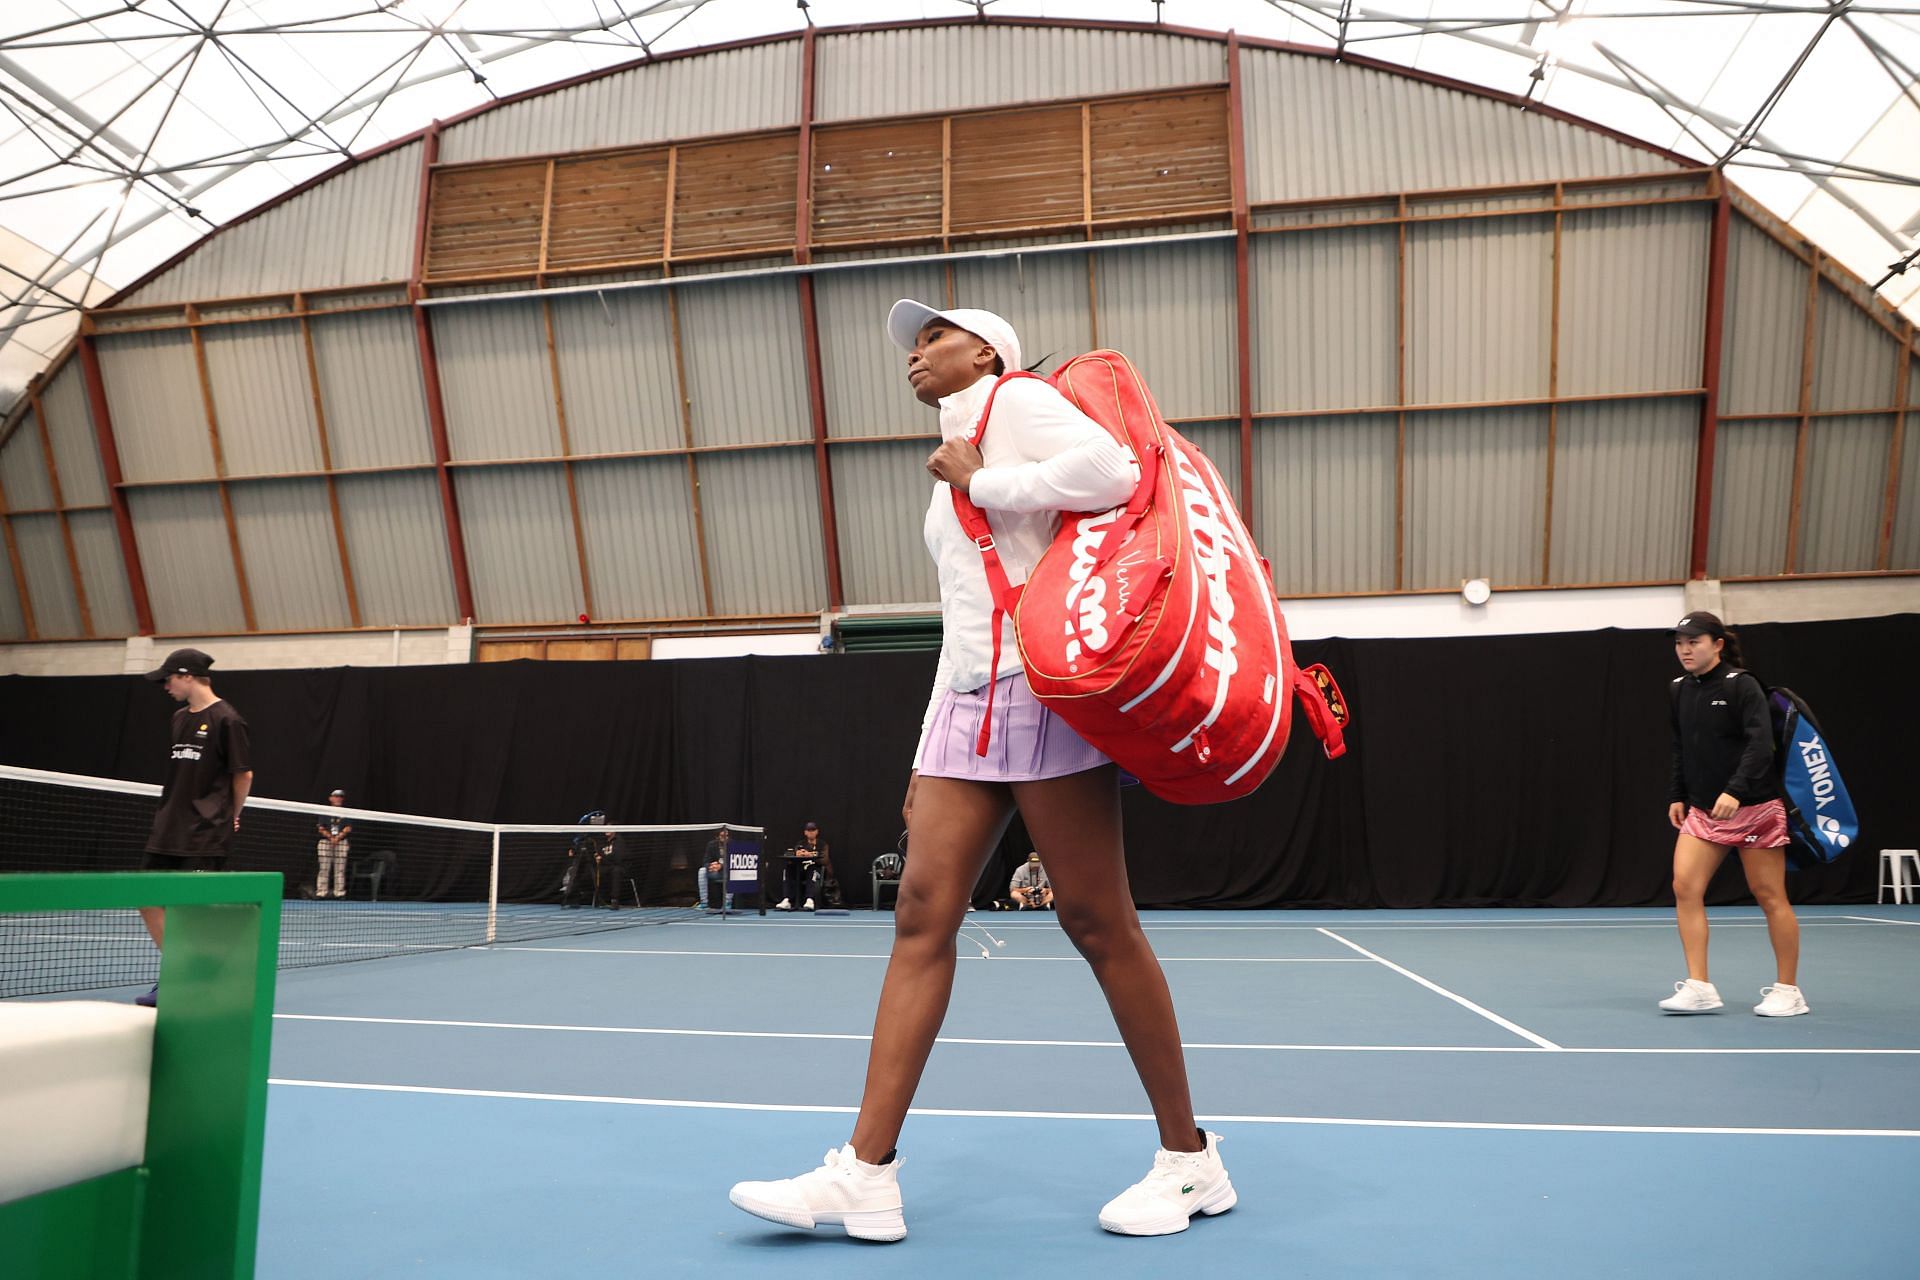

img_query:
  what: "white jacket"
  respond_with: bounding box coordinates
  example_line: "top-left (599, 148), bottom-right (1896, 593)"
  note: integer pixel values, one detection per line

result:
top-left (916, 373), bottom-right (1137, 762)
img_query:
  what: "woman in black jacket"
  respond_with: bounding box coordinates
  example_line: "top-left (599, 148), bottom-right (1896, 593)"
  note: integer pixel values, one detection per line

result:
top-left (1660, 612), bottom-right (1807, 1017)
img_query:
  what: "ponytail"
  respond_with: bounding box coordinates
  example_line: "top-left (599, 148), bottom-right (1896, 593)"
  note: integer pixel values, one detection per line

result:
top-left (1720, 627), bottom-right (1749, 673)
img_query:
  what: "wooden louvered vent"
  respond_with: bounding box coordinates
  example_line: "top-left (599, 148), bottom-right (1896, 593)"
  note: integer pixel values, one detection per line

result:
top-left (424, 161), bottom-right (547, 279)
top-left (420, 90), bottom-right (1227, 283)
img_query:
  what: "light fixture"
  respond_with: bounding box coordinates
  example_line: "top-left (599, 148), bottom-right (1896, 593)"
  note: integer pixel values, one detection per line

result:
top-left (1461, 578), bottom-right (1492, 606)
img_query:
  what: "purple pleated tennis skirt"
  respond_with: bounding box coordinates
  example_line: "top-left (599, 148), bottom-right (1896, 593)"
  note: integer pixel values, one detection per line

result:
top-left (915, 671), bottom-right (1110, 782)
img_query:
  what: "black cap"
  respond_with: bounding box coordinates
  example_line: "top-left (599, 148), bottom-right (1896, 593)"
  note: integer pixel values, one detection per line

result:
top-left (1668, 611), bottom-right (1727, 639)
top-left (145, 647), bottom-right (214, 681)
top-left (803, 820), bottom-right (819, 831)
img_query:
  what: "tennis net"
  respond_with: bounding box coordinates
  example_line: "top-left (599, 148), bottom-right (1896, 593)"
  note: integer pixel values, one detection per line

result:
top-left (0, 765), bottom-right (761, 998)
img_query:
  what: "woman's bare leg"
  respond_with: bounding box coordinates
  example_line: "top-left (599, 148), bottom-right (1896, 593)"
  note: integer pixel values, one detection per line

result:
top-left (1737, 846), bottom-right (1799, 986)
top-left (847, 776), bottom-right (1010, 1163)
top-left (1013, 765), bottom-right (1200, 1153)
top-left (1672, 834), bottom-right (1728, 981)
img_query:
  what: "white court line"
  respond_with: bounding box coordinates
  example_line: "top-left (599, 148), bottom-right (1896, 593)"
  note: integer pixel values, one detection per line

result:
top-left (1845, 914), bottom-right (1920, 927)
top-left (271, 1014), bottom-right (1920, 1055)
top-left (1318, 927), bottom-right (1560, 1050)
top-left (494, 945), bottom-right (1372, 963)
top-left (680, 920), bottom-right (1885, 932)
top-left (266, 1078), bottom-right (1920, 1137)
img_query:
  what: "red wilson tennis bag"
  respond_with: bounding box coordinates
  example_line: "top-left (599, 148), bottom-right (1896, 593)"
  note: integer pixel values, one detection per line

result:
top-left (951, 352), bottom-right (1349, 804)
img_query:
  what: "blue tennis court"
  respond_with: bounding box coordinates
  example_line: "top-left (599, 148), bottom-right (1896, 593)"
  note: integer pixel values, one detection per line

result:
top-left (245, 904), bottom-right (1919, 1278)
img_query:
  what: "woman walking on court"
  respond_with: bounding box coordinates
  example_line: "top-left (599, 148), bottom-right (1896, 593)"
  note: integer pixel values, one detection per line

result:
top-left (728, 302), bottom-right (1234, 1241)
top-left (1659, 611), bottom-right (1808, 1017)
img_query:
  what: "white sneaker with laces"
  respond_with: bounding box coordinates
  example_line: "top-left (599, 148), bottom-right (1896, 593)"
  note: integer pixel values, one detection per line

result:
top-left (803, 897), bottom-right (815, 911)
top-left (729, 1144), bottom-right (906, 1242)
top-left (1657, 979), bottom-right (1723, 1013)
top-left (1754, 984), bottom-right (1810, 1017)
top-left (775, 897), bottom-right (791, 911)
top-left (1098, 1131), bottom-right (1235, 1236)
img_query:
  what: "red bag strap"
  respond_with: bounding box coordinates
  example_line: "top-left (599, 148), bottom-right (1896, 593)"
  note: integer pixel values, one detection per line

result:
top-left (949, 373), bottom-right (1043, 756)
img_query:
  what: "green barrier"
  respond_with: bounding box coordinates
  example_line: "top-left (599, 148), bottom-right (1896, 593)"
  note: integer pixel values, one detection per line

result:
top-left (0, 872), bottom-right (280, 1280)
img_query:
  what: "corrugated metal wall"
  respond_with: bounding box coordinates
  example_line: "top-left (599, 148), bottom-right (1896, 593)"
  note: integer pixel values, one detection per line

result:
top-left (309, 310), bottom-right (435, 468)
top-left (1558, 204), bottom-right (1708, 396)
top-left (0, 541), bottom-right (22, 638)
top-left (1251, 228), bottom-right (1396, 413)
top-left (455, 465), bottom-right (584, 623)
top-left (1720, 218), bottom-right (1809, 416)
top-left (68, 509), bottom-right (137, 636)
top-left (40, 362), bottom-right (108, 508)
top-left (439, 42), bottom-right (801, 163)
top-left (676, 279), bottom-right (812, 447)
top-left (1406, 217), bottom-right (1553, 405)
top-left (126, 485), bottom-right (246, 634)
top-left (574, 457), bottom-right (705, 618)
top-left (95, 331), bottom-right (216, 483)
top-left (830, 443), bottom-right (940, 606)
top-left (1894, 409), bottom-right (1920, 570)
top-left (13, 514), bottom-right (81, 637)
top-left (1812, 284), bottom-right (1900, 411)
top-left (815, 27), bottom-right (1223, 122)
top-left (1549, 398), bottom-right (1697, 583)
top-left (1094, 240), bottom-right (1235, 419)
top-left (954, 251), bottom-right (1097, 374)
top-left (199, 321), bottom-right (323, 476)
top-left (548, 291), bottom-right (684, 456)
top-left (1707, 420), bottom-right (1796, 578)
top-left (0, 410), bottom-right (52, 508)
top-left (431, 303), bottom-right (562, 460)
top-left (335, 471), bottom-right (458, 625)
top-left (1799, 415), bottom-right (1895, 572)
top-left (229, 479), bottom-right (351, 629)
top-left (697, 449), bottom-right (827, 615)
top-left (1242, 49), bottom-right (1677, 203)
top-left (1255, 414), bottom-right (1395, 594)
top-left (124, 142), bottom-right (422, 306)
top-left (1404, 406), bottom-right (1550, 588)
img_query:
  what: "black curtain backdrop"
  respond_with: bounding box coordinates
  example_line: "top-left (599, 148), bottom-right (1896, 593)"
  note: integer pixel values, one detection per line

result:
top-left (4, 615), bottom-right (1913, 908)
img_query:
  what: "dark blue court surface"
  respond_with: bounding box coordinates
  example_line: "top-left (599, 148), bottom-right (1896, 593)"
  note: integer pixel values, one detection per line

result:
top-left (252, 906), bottom-right (1919, 1278)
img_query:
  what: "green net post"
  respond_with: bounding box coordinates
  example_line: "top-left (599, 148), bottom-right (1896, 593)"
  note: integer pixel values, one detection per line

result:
top-left (0, 872), bottom-right (281, 1280)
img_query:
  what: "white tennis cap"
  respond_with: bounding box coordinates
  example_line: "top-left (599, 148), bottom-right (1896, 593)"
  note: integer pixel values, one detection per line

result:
top-left (886, 299), bottom-right (1021, 376)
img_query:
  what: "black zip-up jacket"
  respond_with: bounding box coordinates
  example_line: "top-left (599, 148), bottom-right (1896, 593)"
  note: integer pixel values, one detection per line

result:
top-left (1669, 663), bottom-right (1778, 811)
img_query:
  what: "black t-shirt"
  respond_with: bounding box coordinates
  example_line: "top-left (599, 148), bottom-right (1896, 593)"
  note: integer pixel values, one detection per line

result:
top-left (146, 699), bottom-right (253, 856)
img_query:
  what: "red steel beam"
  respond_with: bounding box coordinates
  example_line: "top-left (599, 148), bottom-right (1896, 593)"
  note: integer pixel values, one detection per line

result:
top-left (1227, 30), bottom-right (1256, 520)
top-left (76, 333), bottom-right (156, 634)
top-left (409, 121), bottom-right (477, 622)
top-left (794, 25), bottom-right (846, 611)
top-left (1687, 190), bottom-right (1731, 581)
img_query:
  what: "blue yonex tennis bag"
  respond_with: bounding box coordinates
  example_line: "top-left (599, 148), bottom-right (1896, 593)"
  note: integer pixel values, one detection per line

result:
top-left (1768, 686), bottom-right (1859, 870)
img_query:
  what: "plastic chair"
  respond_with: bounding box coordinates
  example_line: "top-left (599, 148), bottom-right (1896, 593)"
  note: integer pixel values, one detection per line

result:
top-left (871, 853), bottom-right (905, 911)
top-left (349, 849), bottom-right (395, 902)
top-left (1879, 849), bottom-right (1919, 904)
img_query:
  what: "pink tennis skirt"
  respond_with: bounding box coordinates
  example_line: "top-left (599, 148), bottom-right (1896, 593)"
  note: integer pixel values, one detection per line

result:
top-left (1682, 798), bottom-right (1789, 849)
top-left (916, 672), bottom-right (1109, 783)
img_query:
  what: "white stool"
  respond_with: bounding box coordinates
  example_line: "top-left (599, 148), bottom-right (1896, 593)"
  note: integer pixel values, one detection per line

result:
top-left (1880, 850), bottom-right (1920, 905)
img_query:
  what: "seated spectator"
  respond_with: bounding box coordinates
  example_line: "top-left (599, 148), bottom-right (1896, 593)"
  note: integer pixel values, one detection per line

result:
top-left (776, 821), bottom-right (831, 912)
top-left (698, 826), bottom-right (734, 912)
top-left (1010, 853), bottom-right (1054, 910)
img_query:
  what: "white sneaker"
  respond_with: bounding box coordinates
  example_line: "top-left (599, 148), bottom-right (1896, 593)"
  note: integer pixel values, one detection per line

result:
top-left (775, 898), bottom-right (791, 911)
top-left (729, 1144), bottom-right (906, 1242)
top-left (1658, 979), bottom-right (1723, 1013)
top-left (1754, 984), bottom-right (1810, 1017)
top-left (1098, 1131), bottom-right (1235, 1236)
top-left (803, 898), bottom-right (815, 911)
